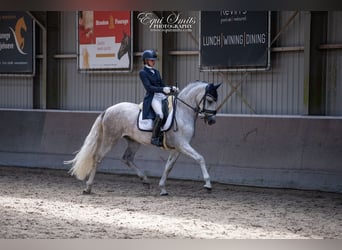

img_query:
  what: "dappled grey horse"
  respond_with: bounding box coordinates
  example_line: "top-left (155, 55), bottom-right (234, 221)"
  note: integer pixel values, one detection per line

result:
top-left (65, 81), bottom-right (221, 195)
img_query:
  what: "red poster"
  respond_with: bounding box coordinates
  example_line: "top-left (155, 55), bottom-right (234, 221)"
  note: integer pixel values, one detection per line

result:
top-left (78, 11), bottom-right (132, 71)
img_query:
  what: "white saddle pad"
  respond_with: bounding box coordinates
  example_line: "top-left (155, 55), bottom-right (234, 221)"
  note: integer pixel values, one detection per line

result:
top-left (137, 110), bottom-right (174, 132)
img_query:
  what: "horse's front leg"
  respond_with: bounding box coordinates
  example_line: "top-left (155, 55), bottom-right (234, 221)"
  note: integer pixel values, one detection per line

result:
top-left (159, 150), bottom-right (180, 196)
top-left (178, 143), bottom-right (212, 191)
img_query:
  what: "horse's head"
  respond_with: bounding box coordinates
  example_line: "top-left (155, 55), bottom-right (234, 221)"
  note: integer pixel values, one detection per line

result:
top-left (177, 82), bottom-right (221, 125)
top-left (118, 32), bottom-right (130, 60)
top-left (15, 17), bottom-right (27, 51)
top-left (199, 83), bottom-right (221, 125)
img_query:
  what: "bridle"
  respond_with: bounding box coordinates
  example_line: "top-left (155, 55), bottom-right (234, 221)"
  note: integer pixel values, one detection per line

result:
top-left (170, 84), bottom-right (219, 132)
top-left (174, 84), bottom-right (217, 120)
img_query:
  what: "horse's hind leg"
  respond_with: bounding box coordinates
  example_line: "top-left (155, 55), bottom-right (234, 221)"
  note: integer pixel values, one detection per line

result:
top-left (84, 132), bottom-right (117, 194)
top-left (159, 150), bottom-right (180, 196)
top-left (83, 167), bottom-right (97, 194)
top-left (122, 137), bottom-right (149, 184)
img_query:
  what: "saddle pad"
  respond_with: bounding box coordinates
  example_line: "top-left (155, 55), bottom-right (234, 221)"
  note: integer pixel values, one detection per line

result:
top-left (137, 109), bottom-right (174, 132)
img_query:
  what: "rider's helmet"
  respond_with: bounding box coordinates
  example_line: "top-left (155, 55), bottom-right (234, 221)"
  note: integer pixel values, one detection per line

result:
top-left (142, 49), bottom-right (157, 63)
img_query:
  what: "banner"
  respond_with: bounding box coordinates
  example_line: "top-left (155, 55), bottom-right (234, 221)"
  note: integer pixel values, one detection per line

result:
top-left (78, 11), bottom-right (132, 71)
top-left (0, 12), bottom-right (34, 75)
top-left (200, 11), bottom-right (270, 71)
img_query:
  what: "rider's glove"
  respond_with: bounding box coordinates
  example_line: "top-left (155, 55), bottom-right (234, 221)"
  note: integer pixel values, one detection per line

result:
top-left (171, 86), bottom-right (180, 93)
top-left (163, 87), bottom-right (171, 94)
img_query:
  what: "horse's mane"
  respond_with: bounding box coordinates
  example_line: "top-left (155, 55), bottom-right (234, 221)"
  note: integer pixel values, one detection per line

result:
top-left (178, 81), bottom-right (208, 98)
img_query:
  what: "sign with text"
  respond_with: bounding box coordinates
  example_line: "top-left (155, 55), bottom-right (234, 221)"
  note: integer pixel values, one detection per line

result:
top-left (0, 12), bottom-right (34, 75)
top-left (78, 11), bottom-right (132, 71)
top-left (200, 11), bottom-right (270, 71)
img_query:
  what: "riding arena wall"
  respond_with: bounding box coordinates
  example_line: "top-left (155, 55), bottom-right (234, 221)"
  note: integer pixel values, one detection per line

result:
top-left (0, 109), bottom-right (341, 193)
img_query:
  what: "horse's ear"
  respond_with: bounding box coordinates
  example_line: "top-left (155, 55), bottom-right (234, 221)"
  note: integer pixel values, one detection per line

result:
top-left (214, 83), bottom-right (222, 89)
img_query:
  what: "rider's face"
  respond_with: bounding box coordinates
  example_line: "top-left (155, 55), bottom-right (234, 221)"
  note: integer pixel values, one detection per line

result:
top-left (146, 59), bottom-right (155, 67)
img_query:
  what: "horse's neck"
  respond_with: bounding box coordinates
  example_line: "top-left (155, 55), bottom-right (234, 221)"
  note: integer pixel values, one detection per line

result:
top-left (176, 85), bottom-right (204, 119)
top-left (179, 85), bottom-right (204, 107)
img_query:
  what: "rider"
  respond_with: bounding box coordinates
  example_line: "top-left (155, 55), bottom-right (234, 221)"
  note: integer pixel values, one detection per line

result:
top-left (139, 49), bottom-right (178, 147)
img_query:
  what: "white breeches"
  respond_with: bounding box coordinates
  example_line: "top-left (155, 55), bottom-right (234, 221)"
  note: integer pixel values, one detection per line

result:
top-left (152, 93), bottom-right (167, 119)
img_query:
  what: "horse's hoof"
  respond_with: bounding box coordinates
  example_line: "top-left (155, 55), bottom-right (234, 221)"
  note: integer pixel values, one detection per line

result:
top-left (82, 189), bottom-right (91, 195)
top-left (160, 191), bottom-right (169, 196)
top-left (140, 176), bottom-right (150, 183)
top-left (204, 186), bottom-right (212, 193)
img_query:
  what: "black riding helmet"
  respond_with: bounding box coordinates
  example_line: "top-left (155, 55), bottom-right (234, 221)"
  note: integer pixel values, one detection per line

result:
top-left (142, 49), bottom-right (157, 63)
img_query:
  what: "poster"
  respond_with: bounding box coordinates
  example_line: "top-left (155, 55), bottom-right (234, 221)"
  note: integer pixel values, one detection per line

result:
top-left (78, 11), bottom-right (132, 71)
top-left (0, 11), bottom-right (34, 75)
top-left (200, 11), bottom-right (270, 71)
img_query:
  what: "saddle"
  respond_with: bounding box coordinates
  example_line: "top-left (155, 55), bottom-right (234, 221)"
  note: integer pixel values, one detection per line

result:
top-left (137, 96), bottom-right (175, 132)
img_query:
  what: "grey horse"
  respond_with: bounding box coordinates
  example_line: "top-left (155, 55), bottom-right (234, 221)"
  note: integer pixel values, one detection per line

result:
top-left (65, 81), bottom-right (221, 195)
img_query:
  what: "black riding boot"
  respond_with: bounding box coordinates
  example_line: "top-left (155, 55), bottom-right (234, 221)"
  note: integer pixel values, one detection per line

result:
top-left (151, 115), bottom-right (163, 147)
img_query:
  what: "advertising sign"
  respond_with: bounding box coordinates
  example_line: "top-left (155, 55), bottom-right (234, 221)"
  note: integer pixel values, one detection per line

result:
top-left (78, 11), bottom-right (132, 71)
top-left (200, 11), bottom-right (270, 71)
top-left (0, 12), bottom-right (34, 75)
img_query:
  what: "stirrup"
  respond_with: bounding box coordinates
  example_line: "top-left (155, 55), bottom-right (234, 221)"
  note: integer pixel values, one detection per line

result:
top-left (151, 135), bottom-right (163, 147)
top-left (151, 134), bottom-right (164, 147)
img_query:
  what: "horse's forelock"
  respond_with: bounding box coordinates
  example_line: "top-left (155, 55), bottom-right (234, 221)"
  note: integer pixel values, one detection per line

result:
top-left (205, 83), bottom-right (218, 101)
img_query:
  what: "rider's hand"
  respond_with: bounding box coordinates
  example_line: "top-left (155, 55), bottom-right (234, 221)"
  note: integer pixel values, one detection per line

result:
top-left (163, 87), bottom-right (171, 94)
top-left (171, 86), bottom-right (180, 93)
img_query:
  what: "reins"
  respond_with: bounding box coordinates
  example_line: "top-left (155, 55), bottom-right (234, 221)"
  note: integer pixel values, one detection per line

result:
top-left (174, 95), bottom-right (200, 113)
top-left (169, 90), bottom-right (201, 132)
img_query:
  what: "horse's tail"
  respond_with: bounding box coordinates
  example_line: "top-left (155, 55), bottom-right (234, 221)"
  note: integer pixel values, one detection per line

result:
top-left (64, 112), bottom-right (104, 181)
